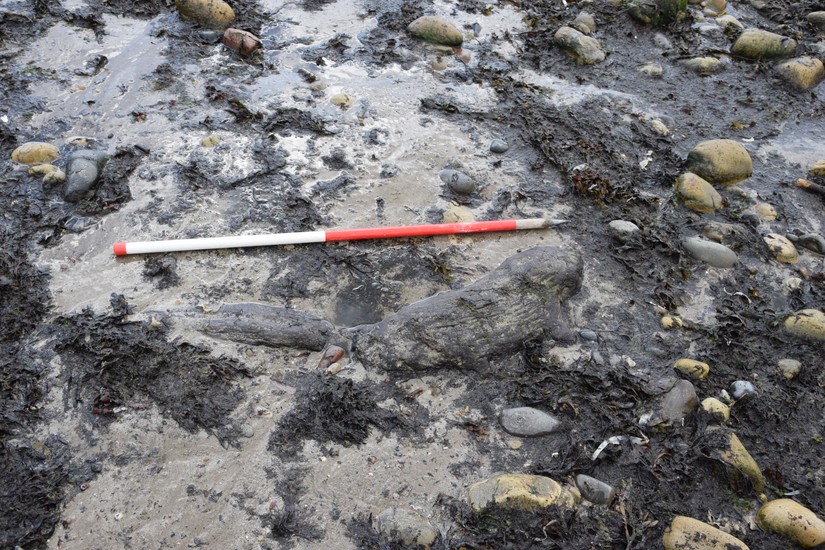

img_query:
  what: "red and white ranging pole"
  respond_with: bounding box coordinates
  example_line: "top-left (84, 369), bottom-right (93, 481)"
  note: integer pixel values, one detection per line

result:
top-left (112, 218), bottom-right (562, 256)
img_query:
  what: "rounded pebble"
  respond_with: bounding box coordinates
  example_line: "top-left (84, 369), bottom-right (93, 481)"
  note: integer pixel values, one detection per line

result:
top-left (575, 474), bottom-right (615, 505)
top-left (579, 329), bottom-right (598, 341)
top-left (500, 407), bottom-right (562, 437)
top-left (683, 236), bottom-right (738, 268)
top-left (756, 499), bottom-right (825, 548)
top-left (663, 516), bottom-right (749, 550)
top-left (608, 220), bottom-right (640, 240)
top-left (489, 139), bottom-right (509, 154)
top-left (439, 169), bottom-right (475, 195)
top-left (376, 508), bottom-right (437, 548)
top-left (12, 142), bottom-right (60, 164)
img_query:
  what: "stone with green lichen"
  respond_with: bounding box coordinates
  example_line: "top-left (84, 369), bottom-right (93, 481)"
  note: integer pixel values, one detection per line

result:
top-left (407, 16), bottom-right (463, 47)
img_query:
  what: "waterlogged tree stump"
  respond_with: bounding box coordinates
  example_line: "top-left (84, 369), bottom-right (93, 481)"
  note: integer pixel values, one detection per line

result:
top-left (348, 246), bottom-right (583, 372)
top-left (200, 302), bottom-right (335, 351)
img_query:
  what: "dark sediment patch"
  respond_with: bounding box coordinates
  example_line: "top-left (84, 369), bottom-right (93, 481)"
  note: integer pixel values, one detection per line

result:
top-left (268, 375), bottom-right (420, 456)
top-left (52, 295), bottom-right (250, 446)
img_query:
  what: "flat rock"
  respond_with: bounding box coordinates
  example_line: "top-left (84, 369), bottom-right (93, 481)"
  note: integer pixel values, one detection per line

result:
top-left (774, 57), bottom-right (825, 90)
top-left (663, 516), bottom-right (750, 550)
top-left (468, 473), bottom-right (577, 512)
top-left (683, 237), bottom-right (738, 268)
top-left (731, 28), bottom-right (797, 59)
top-left (653, 379), bottom-right (697, 425)
top-left (784, 309), bottom-right (825, 341)
top-left (175, 0), bottom-right (235, 29)
top-left (408, 16), bottom-right (463, 46)
top-left (348, 247), bottom-right (583, 372)
top-left (199, 302), bottom-right (335, 351)
top-left (686, 139), bottom-right (752, 184)
top-left (756, 499), bottom-right (825, 548)
top-left (375, 508), bottom-right (437, 548)
top-left (553, 26), bottom-right (606, 65)
top-left (500, 407), bottom-right (562, 436)
top-left (675, 173), bottom-right (723, 212)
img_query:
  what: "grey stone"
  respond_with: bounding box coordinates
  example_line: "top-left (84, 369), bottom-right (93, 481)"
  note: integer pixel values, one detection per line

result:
top-left (407, 16), bottom-right (463, 47)
top-left (575, 474), bottom-right (616, 505)
top-left (788, 233), bottom-right (825, 255)
top-left (572, 12), bottom-right (596, 34)
top-left (376, 508), bottom-right (437, 548)
top-left (777, 359), bottom-right (801, 380)
top-left (65, 149), bottom-right (108, 202)
top-left (608, 220), bottom-right (640, 240)
top-left (553, 26), bottom-right (606, 65)
top-left (500, 407), bottom-right (562, 437)
top-left (809, 11), bottom-right (825, 30)
top-left (489, 139), bottom-right (509, 154)
top-left (683, 237), bottom-right (738, 268)
top-left (579, 329), bottom-right (598, 341)
top-left (653, 33), bottom-right (673, 49)
top-left (730, 380), bottom-right (756, 400)
top-left (654, 380), bottom-right (697, 425)
top-left (439, 169), bottom-right (475, 195)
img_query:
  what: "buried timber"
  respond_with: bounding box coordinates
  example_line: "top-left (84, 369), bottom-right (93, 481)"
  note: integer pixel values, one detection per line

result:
top-left (1, 0), bottom-right (825, 548)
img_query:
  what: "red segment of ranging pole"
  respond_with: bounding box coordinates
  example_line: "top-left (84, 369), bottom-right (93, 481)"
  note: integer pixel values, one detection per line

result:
top-left (112, 218), bottom-right (561, 256)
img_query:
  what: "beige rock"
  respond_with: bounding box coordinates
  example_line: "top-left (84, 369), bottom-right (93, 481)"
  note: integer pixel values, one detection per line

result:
top-left (809, 11), bottom-right (825, 30)
top-left (202, 135), bottom-right (220, 147)
top-left (553, 26), bottom-right (606, 65)
top-left (572, 12), bottom-right (596, 34)
top-left (639, 62), bottom-right (664, 77)
top-left (407, 16), bottom-right (463, 47)
top-left (686, 140), bottom-right (752, 185)
top-left (754, 202), bottom-right (776, 221)
top-left (376, 508), bottom-right (438, 548)
top-left (675, 172), bottom-right (723, 213)
top-left (680, 56), bottom-right (724, 75)
top-left (468, 473), bottom-right (578, 513)
top-left (331, 93), bottom-right (354, 109)
top-left (763, 234), bottom-right (799, 263)
top-left (776, 358), bottom-right (801, 380)
top-left (11, 142), bottom-right (60, 164)
top-left (708, 429), bottom-right (764, 492)
top-left (443, 204), bottom-right (474, 223)
top-left (756, 499), bottom-right (825, 548)
top-left (701, 397), bottom-right (730, 422)
top-left (663, 516), bottom-right (749, 550)
top-left (809, 159), bottom-right (825, 176)
top-left (784, 309), bottom-right (825, 341)
top-left (731, 28), bottom-right (797, 59)
top-left (175, 0), bottom-right (235, 29)
top-left (28, 163), bottom-right (58, 176)
top-left (774, 57), bottom-right (825, 91)
top-left (716, 14), bottom-right (744, 30)
top-left (43, 169), bottom-right (66, 185)
top-left (661, 315), bottom-right (683, 329)
top-left (674, 359), bottom-right (710, 380)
